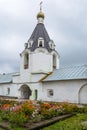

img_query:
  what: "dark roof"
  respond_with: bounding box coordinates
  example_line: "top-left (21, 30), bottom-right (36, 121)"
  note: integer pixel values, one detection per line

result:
top-left (43, 65), bottom-right (87, 81)
top-left (28, 23), bottom-right (52, 52)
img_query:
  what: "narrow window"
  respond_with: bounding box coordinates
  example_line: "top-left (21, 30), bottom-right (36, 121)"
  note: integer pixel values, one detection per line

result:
top-left (35, 89), bottom-right (38, 100)
top-left (24, 53), bottom-right (29, 69)
top-left (7, 88), bottom-right (10, 95)
top-left (47, 89), bottom-right (53, 97)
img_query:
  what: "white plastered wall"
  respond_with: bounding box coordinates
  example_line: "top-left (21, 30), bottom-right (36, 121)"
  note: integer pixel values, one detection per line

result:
top-left (0, 83), bottom-right (20, 97)
top-left (31, 52), bottom-right (53, 73)
top-left (42, 80), bottom-right (87, 103)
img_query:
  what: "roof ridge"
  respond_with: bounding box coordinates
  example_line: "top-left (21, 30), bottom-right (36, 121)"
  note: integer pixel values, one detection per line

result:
top-left (60, 64), bottom-right (87, 69)
top-left (0, 72), bottom-right (19, 76)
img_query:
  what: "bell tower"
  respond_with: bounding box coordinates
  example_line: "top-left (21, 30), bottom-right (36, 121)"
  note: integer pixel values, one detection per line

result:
top-left (20, 5), bottom-right (60, 82)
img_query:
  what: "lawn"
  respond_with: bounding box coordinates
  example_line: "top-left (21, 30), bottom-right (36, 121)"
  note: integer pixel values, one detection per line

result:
top-left (41, 113), bottom-right (87, 130)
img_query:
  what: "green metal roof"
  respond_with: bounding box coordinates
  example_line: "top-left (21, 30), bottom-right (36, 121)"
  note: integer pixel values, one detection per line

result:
top-left (0, 73), bottom-right (19, 84)
top-left (0, 65), bottom-right (87, 83)
top-left (43, 65), bottom-right (87, 82)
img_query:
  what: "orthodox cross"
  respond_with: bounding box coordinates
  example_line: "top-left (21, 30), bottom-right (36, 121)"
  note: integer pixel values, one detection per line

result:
top-left (40, 1), bottom-right (43, 11)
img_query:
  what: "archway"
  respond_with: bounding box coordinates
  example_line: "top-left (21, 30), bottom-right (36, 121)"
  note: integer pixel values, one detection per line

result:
top-left (79, 84), bottom-right (87, 104)
top-left (19, 85), bottom-right (31, 99)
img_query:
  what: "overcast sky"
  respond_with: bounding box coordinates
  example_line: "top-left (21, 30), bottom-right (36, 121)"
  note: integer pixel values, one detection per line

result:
top-left (0, 0), bottom-right (87, 73)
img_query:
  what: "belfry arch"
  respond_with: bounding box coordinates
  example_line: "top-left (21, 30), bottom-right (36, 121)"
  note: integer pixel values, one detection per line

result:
top-left (24, 53), bottom-right (29, 69)
top-left (19, 85), bottom-right (32, 99)
top-left (53, 54), bottom-right (57, 69)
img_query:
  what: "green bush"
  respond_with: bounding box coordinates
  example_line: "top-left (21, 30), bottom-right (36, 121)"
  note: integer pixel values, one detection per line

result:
top-left (0, 110), bottom-right (9, 121)
top-left (9, 111), bottom-right (28, 126)
top-left (61, 102), bottom-right (78, 114)
top-left (78, 106), bottom-right (87, 113)
top-left (21, 101), bottom-right (35, 116)
top-left (83, 106), bottom-right (87, 113)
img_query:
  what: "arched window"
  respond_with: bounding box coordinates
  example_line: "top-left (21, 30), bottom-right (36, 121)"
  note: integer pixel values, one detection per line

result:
top-left (24, 53), bottom-right (29, 69)
top-left (53, 54), bottom-right (57, 69)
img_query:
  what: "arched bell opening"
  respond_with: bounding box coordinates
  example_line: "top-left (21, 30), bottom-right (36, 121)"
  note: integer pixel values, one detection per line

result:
top-left (24, 53), bottom-right (29, 69)
top-left (53, 54), bottom-right (57, 69)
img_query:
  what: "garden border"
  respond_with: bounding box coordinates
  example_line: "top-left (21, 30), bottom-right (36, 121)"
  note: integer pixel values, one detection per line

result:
top-left (25, 113), bottom-right (75, 130)
top-left (0, 114), bottom-right (75, 130)
top-left (0, 122), bottom-right (10, 130)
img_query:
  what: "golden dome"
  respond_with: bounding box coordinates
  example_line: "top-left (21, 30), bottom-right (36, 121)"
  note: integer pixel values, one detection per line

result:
top-left (37, 11), bottom-right (45, 19)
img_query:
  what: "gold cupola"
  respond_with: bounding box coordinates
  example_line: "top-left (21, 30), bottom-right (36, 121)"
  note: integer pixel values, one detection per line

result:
top-left (37, 10), bottom-right (44, 19)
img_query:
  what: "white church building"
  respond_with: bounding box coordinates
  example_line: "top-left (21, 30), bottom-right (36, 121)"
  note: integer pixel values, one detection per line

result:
top-left (0, 8), bottom-right (87, 104)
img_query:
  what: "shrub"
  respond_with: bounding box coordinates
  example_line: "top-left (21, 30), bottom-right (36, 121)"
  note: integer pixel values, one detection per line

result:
top-left (60, 102), bottom-right (78, 113)
top-left (40, 102), bottom-right (51, 109)
top-left (9, 111), bottom-right (28, 126)
top-left (83, 106), bottom-right (87, 113)
top-left (21, 101), bottom-right (35, 116)
top-left (0, 110), bottom-right (9, 121)
top-left (78, 105), bottom-right (87, 113)
top-left (40, 109), bottom-right (53, 119)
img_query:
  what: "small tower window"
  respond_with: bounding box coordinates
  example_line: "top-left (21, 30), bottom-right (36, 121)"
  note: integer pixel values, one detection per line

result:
top-left (24, 53), bottom-right (29, 69)
top-left (38, 37), bottom-right (44, 47)
top-left (24, 43), bottom-right (28, 49)
top-left (28, 40), bottom-right (33, 47)
top-left (39, 41), bottom-right (43, 47)
top-left (49, 40), bottom-right (55, 49)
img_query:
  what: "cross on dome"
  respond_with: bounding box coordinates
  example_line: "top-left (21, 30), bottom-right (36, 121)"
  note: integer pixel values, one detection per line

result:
top-left (40, 1), bottom-right (43, 11)
top-left (37, 1), bottom-right (44, 20)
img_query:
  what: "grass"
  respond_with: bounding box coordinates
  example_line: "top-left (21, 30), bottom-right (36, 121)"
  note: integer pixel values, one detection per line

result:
top-left (41, 113), bottom-right (87, 130)
top-left (10, 126), bottom-right (26, 130)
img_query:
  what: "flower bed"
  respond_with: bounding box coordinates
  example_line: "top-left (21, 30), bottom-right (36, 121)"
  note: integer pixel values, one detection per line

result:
top-left (0, 99), bottom-right (78, 127)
